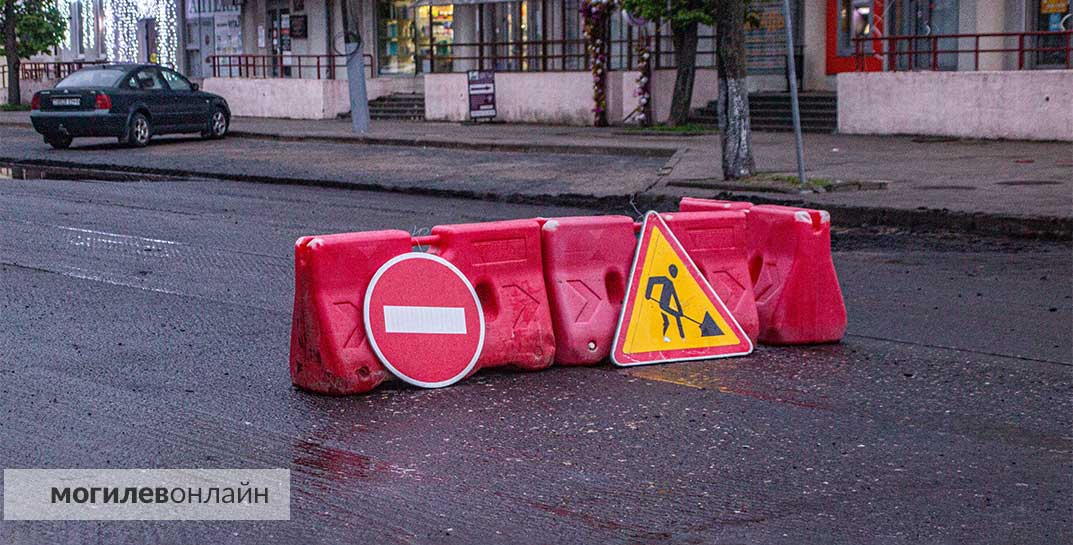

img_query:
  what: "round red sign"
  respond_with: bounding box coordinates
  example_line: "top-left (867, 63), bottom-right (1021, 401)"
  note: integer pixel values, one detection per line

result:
top-left (364, 253), bottom-right (485, 388)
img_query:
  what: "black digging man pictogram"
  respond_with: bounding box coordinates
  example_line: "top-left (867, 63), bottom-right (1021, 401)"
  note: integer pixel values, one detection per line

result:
top-left (645, 264), bottom-right (685, 342)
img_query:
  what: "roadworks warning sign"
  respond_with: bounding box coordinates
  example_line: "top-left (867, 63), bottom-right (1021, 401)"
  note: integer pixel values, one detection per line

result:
top-left (611, 211), bottom-right (753, 366)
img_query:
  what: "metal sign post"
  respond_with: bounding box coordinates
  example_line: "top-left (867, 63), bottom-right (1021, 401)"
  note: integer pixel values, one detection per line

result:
top-left (781, 0), bottom-right (807, 187)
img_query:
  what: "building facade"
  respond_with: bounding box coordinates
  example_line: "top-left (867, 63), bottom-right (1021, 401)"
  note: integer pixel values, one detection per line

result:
top-left (19, 0), bottom-right (1068, 129)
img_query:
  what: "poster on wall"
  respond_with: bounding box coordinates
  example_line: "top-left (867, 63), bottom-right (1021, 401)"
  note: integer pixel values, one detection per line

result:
top-left (744, 0), bottom-right (799, 75)
top-left (1040, 0), bottom-right (1068, 14)
top-left (281, 14), bottom-right (293, 65)
top-left (290, 15), bottom-right (308, 39)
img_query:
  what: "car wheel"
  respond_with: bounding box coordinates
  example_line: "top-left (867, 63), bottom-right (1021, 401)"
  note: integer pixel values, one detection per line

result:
top-left (204, 108), bottom-right (228, 139)
top-left (46, 135), bottom-right (73, 149)
top-left (127, 113), bottom-right (151, 148)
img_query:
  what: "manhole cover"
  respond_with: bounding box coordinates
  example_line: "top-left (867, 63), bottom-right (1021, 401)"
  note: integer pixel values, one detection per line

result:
top-left (995, 180), bottom-right (1063, 186)
top-left (916, 185), bottom-right (976, 191)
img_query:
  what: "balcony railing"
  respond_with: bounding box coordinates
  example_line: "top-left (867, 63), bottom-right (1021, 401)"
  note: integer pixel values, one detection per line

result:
top-left (853, 30), bottom-right (1072, 71)
top-left (206, 54), bottom-right (373, 80)
top-left (1, 60), bottom-right (108, 88)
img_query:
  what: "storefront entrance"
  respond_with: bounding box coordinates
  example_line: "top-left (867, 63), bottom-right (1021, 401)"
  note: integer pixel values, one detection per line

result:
top-left (378, 0), bottom-right (454, 75)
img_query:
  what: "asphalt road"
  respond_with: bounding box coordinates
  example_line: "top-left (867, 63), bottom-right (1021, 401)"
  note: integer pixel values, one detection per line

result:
top-left (0, 165), bottom-right (1070, 544)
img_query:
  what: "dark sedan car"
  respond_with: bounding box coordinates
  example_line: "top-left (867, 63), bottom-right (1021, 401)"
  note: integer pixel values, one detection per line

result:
top-left (30, 63), bottom-right (230, 149)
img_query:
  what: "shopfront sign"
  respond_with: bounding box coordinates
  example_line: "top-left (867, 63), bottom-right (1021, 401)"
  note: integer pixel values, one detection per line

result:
top-left (467, 70), bottom-right (496, 120)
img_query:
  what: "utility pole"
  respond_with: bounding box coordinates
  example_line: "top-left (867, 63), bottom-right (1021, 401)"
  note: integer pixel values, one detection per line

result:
top-left (338, 0), bottom-right (370, 134)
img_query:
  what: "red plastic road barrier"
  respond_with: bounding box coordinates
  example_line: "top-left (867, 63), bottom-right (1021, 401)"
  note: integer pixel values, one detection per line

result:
top-left (662, 211), bottom-right (760, 342)
top-left (290, 230), bottom-right (409, 395)
top-left (540, 212), bottom-right (760, 365)
top-left (427, 219), bottom-right (556, 371)
top-left (680, 198), bottom-right (847, 344)
top-left (540, 215), bottom-right (635, 365)
top-left (679, 197), bottom-right (753, 211)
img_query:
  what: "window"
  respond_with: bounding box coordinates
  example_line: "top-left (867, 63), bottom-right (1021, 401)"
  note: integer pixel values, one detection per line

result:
top-left (133, 68), bottom-right (166, 91)
top-left (56, 68), bottom-right (127, 88)
top-left (161, 69), bottom-right (192, 91)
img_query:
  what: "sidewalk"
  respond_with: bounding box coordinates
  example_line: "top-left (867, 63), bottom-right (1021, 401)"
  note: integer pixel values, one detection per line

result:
top-left (2, 111), bottom-right (1070, 237)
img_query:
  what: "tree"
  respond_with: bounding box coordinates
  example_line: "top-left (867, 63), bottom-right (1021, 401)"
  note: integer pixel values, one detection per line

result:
top-left (621, 0), bottom-right (713, 126)
top-left (1, 0), bottom-right (67, 105)
top-left (714, 0), bottom-right (755, 179)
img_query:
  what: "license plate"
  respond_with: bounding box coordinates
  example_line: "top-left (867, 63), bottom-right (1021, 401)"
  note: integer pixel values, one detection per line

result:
top-left (52, 97), bottom-right (80, 106)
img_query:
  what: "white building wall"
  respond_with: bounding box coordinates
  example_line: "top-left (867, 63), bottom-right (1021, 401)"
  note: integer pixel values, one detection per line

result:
top-left (837, 70), bottom-right (1073, 141)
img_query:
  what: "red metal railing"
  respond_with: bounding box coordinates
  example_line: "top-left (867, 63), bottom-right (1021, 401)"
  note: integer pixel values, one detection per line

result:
top-left (1, 60), bottom-right (109, 88)
top-left (427, 35), bottom-right (789, 74)
top-left (206, 54), bottom-right (373, 80)
top-left (202, 36), bottom-right (794, 79)
top-left (853, 30), bottom-right (1072, 71)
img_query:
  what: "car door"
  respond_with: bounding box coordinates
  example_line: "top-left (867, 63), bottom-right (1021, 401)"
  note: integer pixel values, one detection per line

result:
top-left (160, 68), bottom-right (208, 132)
top-left (131, 67), bottom-right (171, 132)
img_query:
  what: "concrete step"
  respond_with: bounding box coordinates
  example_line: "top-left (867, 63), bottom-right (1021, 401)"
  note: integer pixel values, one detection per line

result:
top-left (368, 93), bottom-right (426, 120)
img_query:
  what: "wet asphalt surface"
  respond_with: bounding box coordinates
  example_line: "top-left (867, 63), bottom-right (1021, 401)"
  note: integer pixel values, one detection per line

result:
top-left (0, 151), bottom-right (1071, 544)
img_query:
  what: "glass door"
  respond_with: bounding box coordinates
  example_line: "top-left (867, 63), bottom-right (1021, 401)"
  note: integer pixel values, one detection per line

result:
top-left (898, 0), bottom-right (959, 70)
top-left (268, 6), bottom-right (291, 77)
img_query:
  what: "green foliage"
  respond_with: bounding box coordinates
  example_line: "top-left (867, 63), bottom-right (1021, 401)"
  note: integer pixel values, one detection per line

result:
top-left (1, 0), bottom-right (68, 58)
top-left (620, 0), bottom-right (762, 29)
top-left (620, 0), bottom-right (715, 28)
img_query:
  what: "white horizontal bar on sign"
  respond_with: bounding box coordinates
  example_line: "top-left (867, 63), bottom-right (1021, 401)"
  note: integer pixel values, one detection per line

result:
top-left (383, 306), bottom-right (467, 335)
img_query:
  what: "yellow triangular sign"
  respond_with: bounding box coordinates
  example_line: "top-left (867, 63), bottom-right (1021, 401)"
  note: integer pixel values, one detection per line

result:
top-left (612, 211), bottom-right (753, 366)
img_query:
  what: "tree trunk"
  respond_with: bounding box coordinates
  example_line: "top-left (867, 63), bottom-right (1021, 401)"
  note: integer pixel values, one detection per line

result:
top-left (668, 19), bottom-right (698, 126)
top-left (714, 0), bottom-right (754, 179)
top-left (3, 0), bottom-right (20, 105)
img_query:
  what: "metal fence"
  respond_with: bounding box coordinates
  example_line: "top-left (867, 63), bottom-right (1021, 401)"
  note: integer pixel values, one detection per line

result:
top-left (1, 60), bottom-right (108, 88)
top-left (205, 54), bottom-right (374, 80)
top-left (854, 30), bottom-right (1072, 71)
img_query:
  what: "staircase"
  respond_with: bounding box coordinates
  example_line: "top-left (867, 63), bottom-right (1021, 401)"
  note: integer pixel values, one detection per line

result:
top-left (690, 92), bottom-right (838, 133)
top-left (368, 93), bottom-right (425, 121)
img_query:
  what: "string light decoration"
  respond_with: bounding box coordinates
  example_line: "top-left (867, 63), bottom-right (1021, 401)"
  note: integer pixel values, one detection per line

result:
top-left (110, 0), bottom-right (140, 62)
top-left (100, 0), bottom-right (114, 60)
top-left (81, 0), bottom-right (96, 51)
top-left (57, 0), bottom-right (73, 49)
top-left (58, 0), bottom-right (178, 67)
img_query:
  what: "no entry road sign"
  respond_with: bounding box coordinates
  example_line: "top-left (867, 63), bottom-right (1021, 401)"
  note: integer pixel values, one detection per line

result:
top-left (364, 253), bottom-right (485, 388)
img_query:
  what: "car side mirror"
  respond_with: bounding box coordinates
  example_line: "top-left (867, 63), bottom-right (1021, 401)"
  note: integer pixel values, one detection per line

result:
top-left (191, 83), bottom-right (199, 91)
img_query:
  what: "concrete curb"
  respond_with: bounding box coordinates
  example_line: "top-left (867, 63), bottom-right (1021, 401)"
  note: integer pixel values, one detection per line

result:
top-left (1, 120), bottom-right (678, 158)
top-left (229, 130), bottom-right (678, 158)
top-left (1, 156), bottom-right (1068, 240)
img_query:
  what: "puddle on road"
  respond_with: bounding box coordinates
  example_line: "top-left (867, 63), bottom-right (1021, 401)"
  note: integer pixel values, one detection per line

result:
top-left (0, 162), bottom-right (184, 183)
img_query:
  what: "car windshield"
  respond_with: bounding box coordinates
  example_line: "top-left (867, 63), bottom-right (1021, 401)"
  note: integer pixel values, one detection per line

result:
top-left (56, 69), bottom-right (127, 89)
